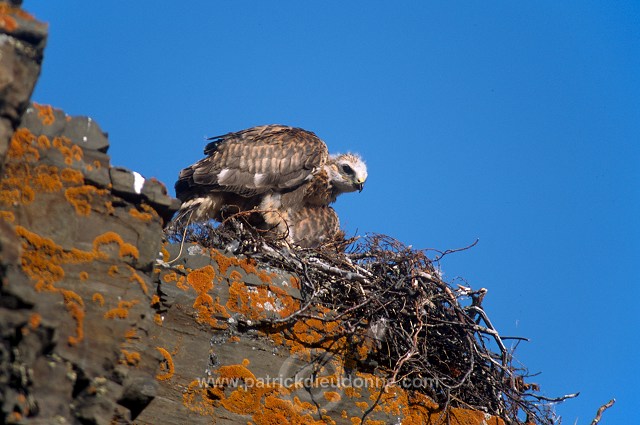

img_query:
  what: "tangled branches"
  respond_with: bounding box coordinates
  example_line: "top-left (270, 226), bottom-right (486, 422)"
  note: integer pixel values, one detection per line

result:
top-left (166, 219), bottom-right (576, 424)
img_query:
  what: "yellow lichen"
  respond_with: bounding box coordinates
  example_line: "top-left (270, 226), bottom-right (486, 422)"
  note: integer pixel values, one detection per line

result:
top-left (79, 271), bottom-right (89, 281)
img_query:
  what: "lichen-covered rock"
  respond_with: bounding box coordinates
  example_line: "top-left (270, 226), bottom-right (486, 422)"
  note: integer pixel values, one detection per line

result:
top-left (135, 243), bottom-right (506, 425)
top-left (0, 3), bottom-right (47, 173)
top-left (0, 100), bottom-right (178, 423)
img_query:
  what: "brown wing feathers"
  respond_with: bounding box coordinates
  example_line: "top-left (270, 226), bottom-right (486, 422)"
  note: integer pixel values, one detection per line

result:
top-left (172, 125), bottom-right (349, 247)
top-left (176, 125), bottom-right (328, 202)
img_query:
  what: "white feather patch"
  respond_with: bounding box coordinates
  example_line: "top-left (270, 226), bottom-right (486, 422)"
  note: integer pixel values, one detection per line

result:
top-left (217, 168), bottom-right (232, 184)
top-left (253, 173), bottom-right (267, 187)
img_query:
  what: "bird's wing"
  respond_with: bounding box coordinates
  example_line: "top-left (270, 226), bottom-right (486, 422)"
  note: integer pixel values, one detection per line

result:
top-left (175, 125), bottom-right (328, 201)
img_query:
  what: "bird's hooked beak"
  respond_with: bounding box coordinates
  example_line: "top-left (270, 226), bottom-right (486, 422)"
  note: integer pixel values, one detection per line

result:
top-left (356, 181), bottom-right (365, 192)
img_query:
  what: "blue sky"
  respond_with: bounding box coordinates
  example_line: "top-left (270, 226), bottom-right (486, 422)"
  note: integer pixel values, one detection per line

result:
top-left (28, 1), bottom-right (639, 423)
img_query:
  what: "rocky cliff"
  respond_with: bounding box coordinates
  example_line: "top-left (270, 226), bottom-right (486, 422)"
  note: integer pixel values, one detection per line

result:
top-left (1, 4), bottom-right (554, 425)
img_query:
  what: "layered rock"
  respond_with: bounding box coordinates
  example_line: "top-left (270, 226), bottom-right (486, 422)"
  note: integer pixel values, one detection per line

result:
top-left (0, 3), bottom-right (47, 172)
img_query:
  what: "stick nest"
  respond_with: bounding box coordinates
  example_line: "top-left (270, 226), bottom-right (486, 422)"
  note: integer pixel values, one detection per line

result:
top-left (166, 218), bottom-right (575, 424)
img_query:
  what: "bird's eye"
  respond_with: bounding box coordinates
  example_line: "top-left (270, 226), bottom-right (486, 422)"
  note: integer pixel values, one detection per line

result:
top-left (341, 164), bottom-right (354, 175)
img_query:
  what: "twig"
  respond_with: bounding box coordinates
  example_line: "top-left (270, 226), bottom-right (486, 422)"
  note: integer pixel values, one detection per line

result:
top-left (166, 209), bottom-right (193, 264)
top-left (431, 238), bottom-right (480, 262)
top-left (590, 399), bottom-right (615, 425)
top-left (306, 257), bottom-right (370, 283)
top-left (531, 392), bottom-right (580, 402)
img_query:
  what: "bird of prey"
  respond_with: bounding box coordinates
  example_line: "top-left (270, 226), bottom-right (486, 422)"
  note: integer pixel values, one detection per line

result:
top-left (171, 125), bottom-right (367, 248)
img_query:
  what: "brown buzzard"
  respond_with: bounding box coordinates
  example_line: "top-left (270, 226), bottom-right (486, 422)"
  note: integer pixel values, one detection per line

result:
top-left (171, 125), bottom-right (367, 247)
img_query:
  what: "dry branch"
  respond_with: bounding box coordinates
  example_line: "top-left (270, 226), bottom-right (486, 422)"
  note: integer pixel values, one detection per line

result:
top-left (590, 399), bottom-right (615, 425)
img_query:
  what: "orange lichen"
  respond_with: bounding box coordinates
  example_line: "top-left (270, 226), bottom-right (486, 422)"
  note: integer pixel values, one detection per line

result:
top-left (182, 380), bottom-right (217, 416)
top-left (92, 293), bottom-right (105, 306)
top-left (154, 313), bottom-right (163, 326)
top-left (60, 168), bottom-right (84, 184)
top-left (150, 294), bottom-right (160, 306)
top-left (210, 249), bottom-right (260, 277)
top-left (15, 225), bottom-right (93, 286)
top-left (160, 244), bottom-right (170, 262)
top-left (355, 401), bottom-right (369, 412)
top-left (36, 135), bottom-right (51, 149)
top-left (289, 276), bottom-right (300, 288)
top-left (228, 270), bottom-right (243, 282)
top-left (155, 347), bottom-right (175, 381)
top-left (257, 270), bottom-right (276, 283)
top-left (129, 268), bottom-right (149, 295)
top-left (0, 3), bottom-right (34, 20)
top-left (186, 265), bottom-right (230, 328)
top-left (344, 386), bottom-right (361, 399)
top-left (28, 313), bottom-right (41, 329)
top-left (129, 207), bottom-right (153, 222)
top-left (62, 289), bottom-right (85, 346)
top-left (104, 300), bottom-right (139, 319)
top-left (32, 103), bottom-right (55, 125)
top-left (7, 128), bottom-right (39, 162)
top-left (0, 210), bottom-right (15, 222)
top-left (162, 271), bottom-right (177, 283)
top-left (108, 265), bottom-right (119, 277)
top-left (252, 394), bottom-right (325, 425)
top-left (52, 136), bottom-right (83, 165)
top-left (226, 280), bottom-right (299, 322)
top-left (32, 165), bottom-right (62, 192)
top-left (1, 181), bottom-right (35, 205)
top-left (104, 200), bottom-right (115, 215)
top-left (0, 13), bottom-right (18, 31)
top-left (124, 328), bottom-right (137, 340)
top-left (120, 349), bottom-right (141, 366)
top-left (93, 232), bottom-right (139, 260)
top-left (65, 185), bottom-right (106, 215)
top-left (324, 392), bottom-right (341, 403)
top-left (79, 271), bottom-right (89, 281)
